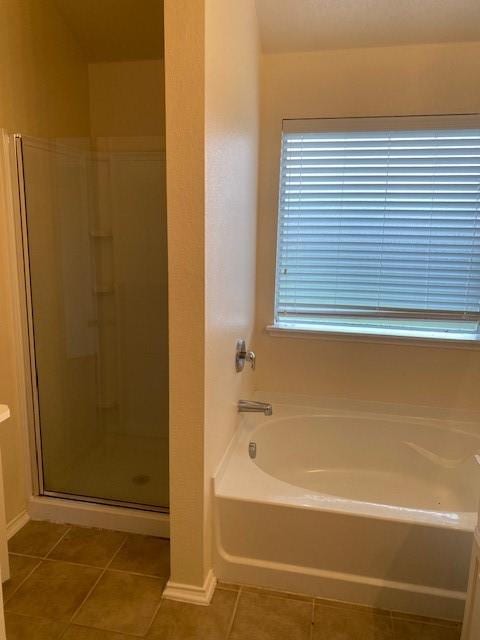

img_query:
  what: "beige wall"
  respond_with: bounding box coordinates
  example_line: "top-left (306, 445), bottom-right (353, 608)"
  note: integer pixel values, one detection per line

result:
top-left (165, 0), bottom-right (259, 587)
top-left (255, 42), bottom-right (480, 411)
top-left (0, 0), bottom-right (90, 522)
top-left (204, 0), bottom-right (259, 567)
top-left (0, 1), bottom-right (90, 137)
top-left (164, 0), bottom-right (207, 587)
top-left (88, 60), bottom-right (165, 138)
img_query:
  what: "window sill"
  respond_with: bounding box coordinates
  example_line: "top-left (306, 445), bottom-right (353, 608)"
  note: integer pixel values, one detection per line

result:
top-left (265, 324), bottom-right (480, 350)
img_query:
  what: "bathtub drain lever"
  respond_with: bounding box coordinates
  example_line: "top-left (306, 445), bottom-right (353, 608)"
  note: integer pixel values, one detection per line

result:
top-left (249, 442), bottom-right (257, 459)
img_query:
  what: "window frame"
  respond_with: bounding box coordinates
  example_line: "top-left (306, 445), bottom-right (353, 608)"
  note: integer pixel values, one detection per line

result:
top-left (272, 113), bottom-right (480, 345)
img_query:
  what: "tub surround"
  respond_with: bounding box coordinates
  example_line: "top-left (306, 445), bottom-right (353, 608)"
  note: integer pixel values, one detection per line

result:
top-left (214, 394), bottom-right (480, 620)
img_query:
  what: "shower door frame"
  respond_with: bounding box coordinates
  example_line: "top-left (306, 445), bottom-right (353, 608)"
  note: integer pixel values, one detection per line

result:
top-left (13, 134), bottom-right (168, 515)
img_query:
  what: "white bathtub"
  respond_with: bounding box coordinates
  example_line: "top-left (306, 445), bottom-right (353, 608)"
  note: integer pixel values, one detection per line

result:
top-left (214, 394), bottom-right (480, 620)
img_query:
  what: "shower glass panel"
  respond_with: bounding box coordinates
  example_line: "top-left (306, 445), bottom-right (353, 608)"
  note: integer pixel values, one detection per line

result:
top-left (20, 135), bottom-right (169, 511)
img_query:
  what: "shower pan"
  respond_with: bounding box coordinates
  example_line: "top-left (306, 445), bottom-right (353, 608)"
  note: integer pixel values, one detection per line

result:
top-left (14, 133), bottom-right (169, 516)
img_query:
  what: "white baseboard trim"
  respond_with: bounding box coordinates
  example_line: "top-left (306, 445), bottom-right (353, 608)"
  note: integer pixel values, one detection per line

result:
top-left (163, 570), bottom-right (217, 606)
top-left (6, 510), bottom-right (29, 540)
top-left (28, 496), bottom-right (169, 537)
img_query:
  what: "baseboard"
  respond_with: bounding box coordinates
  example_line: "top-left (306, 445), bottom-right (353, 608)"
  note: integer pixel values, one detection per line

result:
top-left (163, 569), bottom-right (217, 606)
top-left (6, 510), bottom-right (29, 540)
top-left (28, 496), bottom-right (170, 537)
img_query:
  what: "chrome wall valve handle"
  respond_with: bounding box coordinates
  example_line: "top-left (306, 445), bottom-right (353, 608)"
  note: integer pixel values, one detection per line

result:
top-left (235, 339), bottom-right (256, 372)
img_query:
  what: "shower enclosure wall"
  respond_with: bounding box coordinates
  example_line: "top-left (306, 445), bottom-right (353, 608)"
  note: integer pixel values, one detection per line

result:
top-left (17, 133), bottom-right (169, 512)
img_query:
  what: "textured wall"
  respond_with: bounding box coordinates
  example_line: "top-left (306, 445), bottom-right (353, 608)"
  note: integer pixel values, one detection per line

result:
top-left (254, 42), bottom-right (480, 410)
top-left (164, 0), bottom-right (207, 587)
top-left (165, 0), bottom-right (260, 587)
top-left (204, 0), bottom-right (259, 567)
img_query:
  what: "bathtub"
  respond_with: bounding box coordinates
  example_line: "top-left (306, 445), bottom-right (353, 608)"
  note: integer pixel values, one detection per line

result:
top-left (213, 394), bottom-right (480, 620)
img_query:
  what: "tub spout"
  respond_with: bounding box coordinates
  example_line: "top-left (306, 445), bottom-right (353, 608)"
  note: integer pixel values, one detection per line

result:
top-left (238, 399), bottom-right (273, 416)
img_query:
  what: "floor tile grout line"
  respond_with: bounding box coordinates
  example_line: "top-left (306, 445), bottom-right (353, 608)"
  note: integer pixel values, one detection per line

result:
top-left (141, 578), bottom-right (170, 638)
top-left (43, 525), bottom-right (73, 559)
top-left (4, 609), bottom-right (138, 639)
top-left (61, 620), bottom-right (142, 639)
top-left (243, 586), bottom-right (314, 604)
top-left (2, 610), bottom-right (49, 621)
top-left (57, 580), bottom-right (103, 640)
top-left (3, 610), bottom-right (69, 640)
top-left (63, 532), bottom-right (130, 633)
top-left (225, 585), bottom-right (243, 640)
top-left (4, 525), bottom-right (72, 612)
top-left (313, 597), bottom-right (405, 640)
top-left (28, 556), bottom-right (105, 570)
top-left (14, 553), bottom-right (169, 580)
top-left (2, 557), bottom-right (42, 607)
top-left (389, 609), bottom-right (395, 638)
top-left (390, 613), bottom-right (462, 628)
top-left (314, 598), bottom-right (391, 615)
top-left (9, 525), bottom-right (73, 562)
top-left (309, 598), bottom-right (315, 640)
top-left (9, 552), bottom-right (46, 561)
top-left (130, 536), bottom-right (171, 640)
top-left (104, 567), bottom-right (169, 580)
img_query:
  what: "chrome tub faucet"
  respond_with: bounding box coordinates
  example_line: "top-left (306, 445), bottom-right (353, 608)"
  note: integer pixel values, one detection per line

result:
top-left (238, 399), bottom-right (273, 416)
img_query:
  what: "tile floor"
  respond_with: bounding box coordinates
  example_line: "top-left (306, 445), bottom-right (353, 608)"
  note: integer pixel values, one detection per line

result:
top-left (3, 520), bottom-right (463, 639)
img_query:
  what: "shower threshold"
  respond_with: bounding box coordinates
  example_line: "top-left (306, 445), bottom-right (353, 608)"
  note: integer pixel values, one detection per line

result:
top-left (27, 494), bottom-right (170, 538)
top-left (42, 489), bottom-right (168, 514)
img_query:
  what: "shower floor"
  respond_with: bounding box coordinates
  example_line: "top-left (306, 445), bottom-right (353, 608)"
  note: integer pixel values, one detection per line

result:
top-left (43, 432), bottom-right (169, 509)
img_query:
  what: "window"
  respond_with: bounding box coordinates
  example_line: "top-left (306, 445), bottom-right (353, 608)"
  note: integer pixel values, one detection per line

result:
top-left (274, 115), bottom-right (480, 341)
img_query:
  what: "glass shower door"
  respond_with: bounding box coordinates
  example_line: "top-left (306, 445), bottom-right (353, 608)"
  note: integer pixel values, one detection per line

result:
top-left (19, 135), bottom-right (169, 511)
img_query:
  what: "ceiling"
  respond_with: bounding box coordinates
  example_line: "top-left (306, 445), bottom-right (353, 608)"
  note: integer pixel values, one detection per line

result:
top-left (54, 0), bottom-right (163, 62)
top-left (255, 0), bottom-right (480, 53)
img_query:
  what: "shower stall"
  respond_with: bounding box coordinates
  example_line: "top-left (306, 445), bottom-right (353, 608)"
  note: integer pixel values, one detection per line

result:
top-left (15, 133), bottom-right (169, 514)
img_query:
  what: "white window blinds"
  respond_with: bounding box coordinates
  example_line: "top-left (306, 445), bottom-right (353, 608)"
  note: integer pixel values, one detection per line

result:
top-left (275, 116), bottom-right (480, 339)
